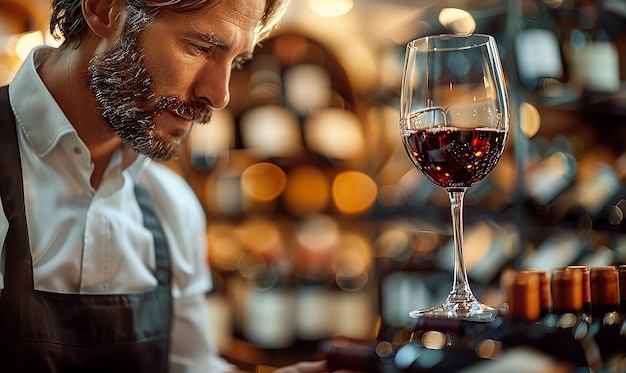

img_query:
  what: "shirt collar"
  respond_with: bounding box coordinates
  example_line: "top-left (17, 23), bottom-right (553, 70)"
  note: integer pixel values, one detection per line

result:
top-left (8, 46), bottom-right (148, 174)
top-left (9, 46), bottom-right (76, 158)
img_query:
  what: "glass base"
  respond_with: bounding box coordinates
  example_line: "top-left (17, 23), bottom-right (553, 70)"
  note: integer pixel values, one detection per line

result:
top-left (409, 299), bottom-right (498, 322)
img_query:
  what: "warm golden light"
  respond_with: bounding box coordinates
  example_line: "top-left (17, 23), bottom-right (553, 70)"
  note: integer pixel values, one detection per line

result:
top-left (296, 214), bottom-right (339, 251)
top-left (421, 331), bottom-right (447, 349)
top-left (283, 166), bottom-right (330, 216)
top-left (240, 106), bottom-right (302, 159)
top-left (237, 219), bottom-right (282, 256)
top-left (284, 64), bottom-right (331, 116)
top-left (206, 224), bottom-right (243, 271)
top-left (293, 215), bottom-right (339, 278)
top-left (330, 233), bottom-right (372, 277)
top-left (241, 163), bottom-right (287, 202)
top-left (375, 230), bottom-right (410, 259)
top-left (438, 8), bottom-right (476, 35)
top-left (0, 29), bottom-right (45, 85)
top-left (475, 339), bottom-right (501, 359)
top-left (462, 221), bottom-right (493, 270)
top-left (308, 0), bottom-right (353, 18)
top-left (332, 171), bottom-right (377, 214)
top-left (305, 109), bottom-right (365, 161)
top-left (15, 30), bottom-right (43, 60)
top-left (519, 101), bottom-right (541, 138)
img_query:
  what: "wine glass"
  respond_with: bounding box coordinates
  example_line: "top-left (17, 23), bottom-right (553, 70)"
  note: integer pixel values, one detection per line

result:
top-left (399, 34), bottom-right (509, 322)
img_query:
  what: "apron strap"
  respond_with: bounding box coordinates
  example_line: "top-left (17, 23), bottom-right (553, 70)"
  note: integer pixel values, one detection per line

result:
top-left (0, 85), bottom-right (35, 290)
top-left (133, 183), bottom-right (171, 286)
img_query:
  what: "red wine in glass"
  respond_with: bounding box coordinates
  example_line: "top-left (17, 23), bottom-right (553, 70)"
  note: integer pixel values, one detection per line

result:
top-left (402, 126), bottom-right (507, 189)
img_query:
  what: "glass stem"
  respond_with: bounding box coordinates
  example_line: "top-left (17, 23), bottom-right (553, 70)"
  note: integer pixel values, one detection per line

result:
top-left (448, 189), bottom-right (475, 303)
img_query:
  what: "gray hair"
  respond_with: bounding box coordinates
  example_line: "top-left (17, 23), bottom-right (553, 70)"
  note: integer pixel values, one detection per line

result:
top-left (49, 0), bottom-right (290, 48)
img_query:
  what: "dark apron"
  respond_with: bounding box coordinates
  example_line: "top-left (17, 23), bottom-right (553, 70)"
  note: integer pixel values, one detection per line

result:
top-left (0, 86), bottom-right (173, 372)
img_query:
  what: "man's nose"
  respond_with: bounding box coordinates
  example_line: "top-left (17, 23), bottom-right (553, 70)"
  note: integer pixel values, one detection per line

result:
top-left (195, 62), bottom-right (231, 110)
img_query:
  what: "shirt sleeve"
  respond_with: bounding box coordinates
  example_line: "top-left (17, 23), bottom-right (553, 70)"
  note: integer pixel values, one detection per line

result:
top-left (140, 163), bottom-right (236, 373)
top-left (170, 293), bottom-right (237, 373)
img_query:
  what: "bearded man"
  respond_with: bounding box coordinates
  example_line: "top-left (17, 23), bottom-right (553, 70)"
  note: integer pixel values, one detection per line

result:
top-left (0, 1), bottom-right (346, 372)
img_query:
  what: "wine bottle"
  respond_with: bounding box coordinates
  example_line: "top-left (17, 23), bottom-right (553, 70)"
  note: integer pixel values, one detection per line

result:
top-left (560, 163), bottom-right (624, 233)
top-left (518, 269), bottom-right (551, 318)
top-left (521, 230), bottom-right (587, 273)
top-left (590, 266), bottom-right (619, 319)
top-left (561, 0), bottom-right (621, 93)
top-left (587, 266), bottom-right (625, 368)
top-left (524, 148), bottom-right (577, 214)
top-left (551, 268), bottom-right (582, 315)
top-left (547, 268), bottom-right (602, 370)
top-left (506, 270), bottom-right (542, 322)
top-left (565, 265), bottom-right (591, 319)
top-left (514, 0), bottom-right (565, 94)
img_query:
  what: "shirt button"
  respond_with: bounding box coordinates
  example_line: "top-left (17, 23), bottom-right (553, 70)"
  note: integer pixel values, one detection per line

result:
top-left (73, 146), bottom-right (82, 155)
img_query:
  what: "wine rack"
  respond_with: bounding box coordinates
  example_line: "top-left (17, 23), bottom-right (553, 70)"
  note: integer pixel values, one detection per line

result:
top-left (160, 0), bottom-right (626, 368)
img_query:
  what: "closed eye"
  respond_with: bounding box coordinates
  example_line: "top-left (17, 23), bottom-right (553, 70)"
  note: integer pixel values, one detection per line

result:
top-left (193, 43), bottom-right (211, 54)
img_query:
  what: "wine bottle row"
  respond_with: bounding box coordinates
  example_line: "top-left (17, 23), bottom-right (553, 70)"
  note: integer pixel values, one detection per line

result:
top-left (322, 265), bottom-right (626, 372)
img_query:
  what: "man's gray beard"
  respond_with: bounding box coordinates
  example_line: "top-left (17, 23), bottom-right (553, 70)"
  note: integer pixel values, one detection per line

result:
top-left (88, 21), bottom-right (213, 161)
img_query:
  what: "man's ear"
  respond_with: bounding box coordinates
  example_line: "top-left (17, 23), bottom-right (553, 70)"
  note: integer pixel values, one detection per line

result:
top-left (82, 0), bottom-right (124, 39)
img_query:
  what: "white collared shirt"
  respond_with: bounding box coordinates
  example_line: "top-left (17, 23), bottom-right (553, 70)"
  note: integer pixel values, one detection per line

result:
top-left (0, 46), bottom-right (234, 373)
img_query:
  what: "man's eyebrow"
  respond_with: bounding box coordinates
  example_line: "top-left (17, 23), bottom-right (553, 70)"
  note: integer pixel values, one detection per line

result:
top-left (193, 32), bottom-right (230, 51)
top-left (188, 31), bottom-right (254, 60)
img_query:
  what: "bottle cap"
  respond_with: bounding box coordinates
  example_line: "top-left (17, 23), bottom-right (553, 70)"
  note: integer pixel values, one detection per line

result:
top-left (507, 271), bottom-right (541, 321)
top-left (551, 269), bottom-right (582, 315)
top-left (590, 266), bottom-right (619, 308)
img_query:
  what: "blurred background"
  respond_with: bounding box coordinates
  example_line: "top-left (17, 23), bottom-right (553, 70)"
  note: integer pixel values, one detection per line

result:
top-left (3, 0), bottom-right (626, 368)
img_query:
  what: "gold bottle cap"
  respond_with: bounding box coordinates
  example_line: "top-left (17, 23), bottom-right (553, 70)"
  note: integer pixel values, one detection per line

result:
top-left (551, 269), bottom-right (582, 315)
top-left (590, 266), bottom-right (618, 307)
top-left (508, 271), bottom-right (541, 321)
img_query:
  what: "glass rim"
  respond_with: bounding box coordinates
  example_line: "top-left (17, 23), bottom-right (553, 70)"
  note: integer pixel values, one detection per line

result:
top-left (406, 33), bottom-right (495, 51)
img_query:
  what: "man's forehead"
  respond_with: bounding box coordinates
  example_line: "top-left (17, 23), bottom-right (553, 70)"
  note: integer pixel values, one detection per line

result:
top-left (187, 0), bottom-right (266, 55)
top-left (196, 0), bottom-right (267, 32)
